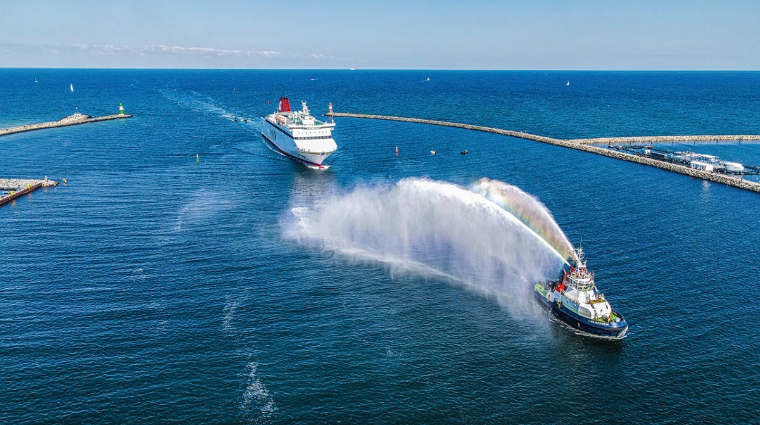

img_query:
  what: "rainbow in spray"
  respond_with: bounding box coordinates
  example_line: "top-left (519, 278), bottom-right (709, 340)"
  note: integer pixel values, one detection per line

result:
top-left (471, 178), bottom-right (577, 263)
top-left (286, 177), bottom-right (573, 296)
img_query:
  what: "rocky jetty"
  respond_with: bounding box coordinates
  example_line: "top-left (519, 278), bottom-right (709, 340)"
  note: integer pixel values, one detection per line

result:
top-left (329, 112), bottom-right (760, 194)
top-left (0, 113), bottom-right (132, 137)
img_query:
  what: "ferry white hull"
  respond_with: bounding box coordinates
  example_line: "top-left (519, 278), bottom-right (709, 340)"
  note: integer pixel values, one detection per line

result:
top-left (261, 118), bottom-right (336, 170)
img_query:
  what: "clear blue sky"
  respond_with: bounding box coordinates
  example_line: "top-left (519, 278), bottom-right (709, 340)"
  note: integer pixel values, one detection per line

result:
top-left (1, 0), bottom-right (758, 69)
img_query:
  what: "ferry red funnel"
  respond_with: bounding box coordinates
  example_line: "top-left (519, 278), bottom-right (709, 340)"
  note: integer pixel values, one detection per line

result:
top-left (278, 97), bottom-right (291, 112)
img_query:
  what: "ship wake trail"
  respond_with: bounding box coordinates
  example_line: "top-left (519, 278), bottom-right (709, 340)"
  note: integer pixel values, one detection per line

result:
top-left (283, 178), bottom-right (569, 314)
top-left (158, 89), bottom-right (255, 124)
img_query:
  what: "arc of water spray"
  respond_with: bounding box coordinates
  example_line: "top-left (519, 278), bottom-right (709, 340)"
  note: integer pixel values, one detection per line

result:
top-left (471, 178), bottom-right (576, 264)
top-left (394, 178), bottom-right (573, 266)
top-left (286, 178), bottom-right (573, 300)
top-left (470, 191), bottom-right (571, 266)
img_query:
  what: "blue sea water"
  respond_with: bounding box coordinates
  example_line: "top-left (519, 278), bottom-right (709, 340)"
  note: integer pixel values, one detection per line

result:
top-left (1, 69), bottom-right (759, 424)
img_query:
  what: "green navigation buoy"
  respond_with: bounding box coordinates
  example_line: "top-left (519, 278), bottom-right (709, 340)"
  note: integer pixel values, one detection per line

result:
top-left (119, 103), bottom-right (125, 115)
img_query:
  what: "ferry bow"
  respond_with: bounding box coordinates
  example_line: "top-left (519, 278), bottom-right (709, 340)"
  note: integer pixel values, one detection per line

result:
top-left (261, 97), bottom-right (337, 169)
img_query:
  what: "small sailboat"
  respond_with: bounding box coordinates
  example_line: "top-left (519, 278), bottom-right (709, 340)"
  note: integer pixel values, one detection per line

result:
top-left (566, 81), bottom-right (570, 86)
top-left (35, 77), bottom-right (38, 83)
top-left (426, 77), bottom-right (430, 81)
top-left (70, 83), bottom-right (74, 92)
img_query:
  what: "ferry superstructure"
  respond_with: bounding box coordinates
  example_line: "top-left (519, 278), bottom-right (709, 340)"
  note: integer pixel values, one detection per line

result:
top-left (534, 247), bottom-right (628, 339)
top-left (261, 97), bottom-right (337, 169)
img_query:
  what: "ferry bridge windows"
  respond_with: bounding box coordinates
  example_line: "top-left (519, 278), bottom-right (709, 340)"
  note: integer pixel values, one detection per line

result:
top-left (294, 135), bottom-right (332, 140)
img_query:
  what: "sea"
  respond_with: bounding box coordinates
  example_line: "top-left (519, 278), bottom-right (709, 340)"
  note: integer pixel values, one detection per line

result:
top-left (1, 70), bottom-right (759, 424)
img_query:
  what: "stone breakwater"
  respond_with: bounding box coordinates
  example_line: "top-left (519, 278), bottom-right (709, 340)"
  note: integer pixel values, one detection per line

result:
top-left (0, 113), bottom-right (133, 137)
top-left (0, 178), bottom-right (58, 207)
top-left (329, 113), bottom-right (760, 194)
top-left (0, 178), bottom-right (58, 190)
top-left (570, 135), bottom-right (760, 145)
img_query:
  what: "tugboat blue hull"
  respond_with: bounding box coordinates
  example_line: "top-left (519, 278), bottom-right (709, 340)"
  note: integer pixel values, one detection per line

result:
top-left (534, 288), bottom-right (628, 339)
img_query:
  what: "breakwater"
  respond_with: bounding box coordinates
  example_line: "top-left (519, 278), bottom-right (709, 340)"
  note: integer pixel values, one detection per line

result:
top-left (571, 135), bottom-right (760, 145)
top-left (0, 113), bottom-right (133, 137)
top-left (329, 112), bottom-right (760, 193)
top-left (0, 178), bottom-right (58, 207)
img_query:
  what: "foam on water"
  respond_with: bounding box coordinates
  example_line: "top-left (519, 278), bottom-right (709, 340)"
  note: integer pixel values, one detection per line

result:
top-left (222, 301), bottom-right (238, 331)
top-left (240, 362), bottom-right (277, 423)
top-left (173, 189), bottom-right (233, 232)
top-left (284, 178), bottom-right (568, 313)
top-left (158, 89), bottom-right (256, 123)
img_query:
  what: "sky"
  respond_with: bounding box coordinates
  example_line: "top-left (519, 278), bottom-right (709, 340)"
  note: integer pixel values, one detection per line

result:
top-left (1, 0), bottom-right (759, 70)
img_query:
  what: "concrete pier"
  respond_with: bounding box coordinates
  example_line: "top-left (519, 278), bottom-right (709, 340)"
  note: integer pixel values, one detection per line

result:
top-left (0, 113), bottom-right (133, 138)
top-left (328, 112), bottom-right (760, 194)
top-left (0, 178), bottom-right (58, 207)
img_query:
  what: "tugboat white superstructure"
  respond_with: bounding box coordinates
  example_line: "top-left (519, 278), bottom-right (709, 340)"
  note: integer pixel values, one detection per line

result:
top-left (534, 247), bottom-right (628, 339)
top-left (261, 97), bottom-right (337, 169)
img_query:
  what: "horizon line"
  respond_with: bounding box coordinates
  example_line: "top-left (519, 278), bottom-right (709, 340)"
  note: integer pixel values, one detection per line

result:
top-left (1, 67), bottom-right (759, 72)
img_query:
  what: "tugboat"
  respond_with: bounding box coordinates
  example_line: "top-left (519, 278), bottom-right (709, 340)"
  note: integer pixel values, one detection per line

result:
top-left (534, 247), bottom-right (628, 339)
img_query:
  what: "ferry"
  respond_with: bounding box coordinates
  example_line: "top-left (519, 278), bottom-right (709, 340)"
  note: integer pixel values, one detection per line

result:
top-left (261, 97), bottom-right (337, 169)
top-left (534, 247), bottom-right (628, 339)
